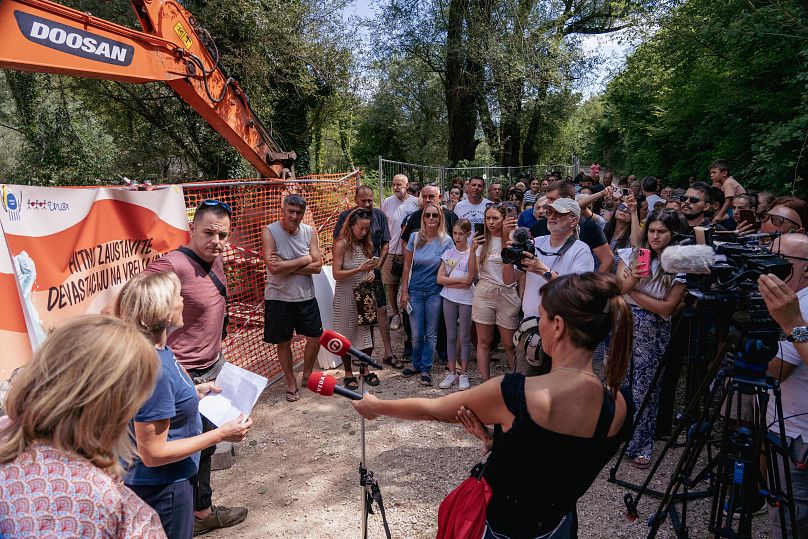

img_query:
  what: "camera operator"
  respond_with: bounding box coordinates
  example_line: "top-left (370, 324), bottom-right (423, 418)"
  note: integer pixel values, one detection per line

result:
top-left (760, 234), bottom-right (808, 537)
top-left (503, 199), bottom-right (594, 375)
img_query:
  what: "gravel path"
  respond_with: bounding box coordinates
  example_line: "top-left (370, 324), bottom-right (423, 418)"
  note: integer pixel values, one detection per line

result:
top-left (205, 327), bottom-right (772, 538)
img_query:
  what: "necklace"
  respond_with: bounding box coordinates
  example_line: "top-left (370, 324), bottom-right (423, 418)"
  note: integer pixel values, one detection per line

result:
top-left (552, 367), bottom-right (600, 379)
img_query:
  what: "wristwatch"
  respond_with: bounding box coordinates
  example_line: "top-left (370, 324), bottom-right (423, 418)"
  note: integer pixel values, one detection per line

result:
top-left (543, 271), bottom-right (554, 281)
top-left (787, 326), bottom-right (808, 343)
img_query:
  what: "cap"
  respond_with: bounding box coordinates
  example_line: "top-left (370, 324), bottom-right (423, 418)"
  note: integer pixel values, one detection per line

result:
top-left (543, 198), bottom-right (581, 218)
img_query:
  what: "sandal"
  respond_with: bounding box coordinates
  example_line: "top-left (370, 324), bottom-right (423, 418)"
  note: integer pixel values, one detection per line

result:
top-left (343, 376), bottom-right (359, 391)
top-left (383, 355), bottom-right (404, 369)
top-left (632, 456), bottom-right (651, 470)
top-left (285, 389), bottom-right (300, 402)
top-left (363, 372), bottom-right (380, 386)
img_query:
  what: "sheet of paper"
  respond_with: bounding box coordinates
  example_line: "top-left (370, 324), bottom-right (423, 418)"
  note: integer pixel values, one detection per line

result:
top-left (198, 362), bottom-right (268, 427)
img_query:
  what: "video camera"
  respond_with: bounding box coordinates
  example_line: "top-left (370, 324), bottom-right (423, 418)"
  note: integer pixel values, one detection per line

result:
top-left (661, 229), bottom-right (792, 377)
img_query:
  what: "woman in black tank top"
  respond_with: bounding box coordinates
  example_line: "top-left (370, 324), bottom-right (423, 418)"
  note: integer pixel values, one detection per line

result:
top-left (354, 273), bottom-right (636, 538)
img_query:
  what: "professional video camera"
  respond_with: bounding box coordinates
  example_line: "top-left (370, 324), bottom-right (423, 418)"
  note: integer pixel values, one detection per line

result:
top-left (501, 227), bottom-right (534, 271)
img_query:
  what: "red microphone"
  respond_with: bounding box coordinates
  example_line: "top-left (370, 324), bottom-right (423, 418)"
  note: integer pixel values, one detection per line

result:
top-left (319, 329), bottom-right (384, 369)
top-left (307, 371), bottom-right (363, 401)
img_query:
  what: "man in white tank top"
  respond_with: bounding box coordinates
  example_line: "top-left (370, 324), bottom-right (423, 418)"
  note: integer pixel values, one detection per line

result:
top-left (262, 194), bottom-right (323, 402)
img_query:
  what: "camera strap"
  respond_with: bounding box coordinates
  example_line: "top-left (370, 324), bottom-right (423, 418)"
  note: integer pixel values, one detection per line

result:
top-left (536, 234), bottom-right (577, 259)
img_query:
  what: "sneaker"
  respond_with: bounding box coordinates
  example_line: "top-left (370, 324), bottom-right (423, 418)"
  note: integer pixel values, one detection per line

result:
top-left (390, 314), bottom-right (401, 330)
top-left (458, 374), bottom-right (470, 391)
top-left (439, 373), bottom-right (458, 389)
top-left (421, 374), bottom-right (433, 386)
top-left (193, 505), bottom-right (248, 536)
top-left (401, 367), bottom-right (418, 377)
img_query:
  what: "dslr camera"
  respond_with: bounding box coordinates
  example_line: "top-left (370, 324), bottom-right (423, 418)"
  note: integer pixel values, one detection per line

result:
top-left (501, 227), bottom-right (534, 271)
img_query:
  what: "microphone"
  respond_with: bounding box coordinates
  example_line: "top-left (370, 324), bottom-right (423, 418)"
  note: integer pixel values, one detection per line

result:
top-left (512, 227), bottom-right (532, 244)
top-left (307, 371), bottom-right (363, 401)
top-left (319, 329), bottom-right (384, 369)
top-left (661, 245), bottom-right (716, 275)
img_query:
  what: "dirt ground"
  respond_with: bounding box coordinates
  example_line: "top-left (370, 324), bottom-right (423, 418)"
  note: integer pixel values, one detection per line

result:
top-left (205, 327), bottom-right (772, 539)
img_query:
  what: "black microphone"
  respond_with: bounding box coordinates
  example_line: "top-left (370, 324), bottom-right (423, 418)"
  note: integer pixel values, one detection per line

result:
top-left (307, 371), bottom-right (363, 400)
top-left (319, 329), bottom-right (384, 369)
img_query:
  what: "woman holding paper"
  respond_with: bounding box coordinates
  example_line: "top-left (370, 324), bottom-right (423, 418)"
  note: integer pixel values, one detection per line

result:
top-left (116, 271), bottom-right (252, 539)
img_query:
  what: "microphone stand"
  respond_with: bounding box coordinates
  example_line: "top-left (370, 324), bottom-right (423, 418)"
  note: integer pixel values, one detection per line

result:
top-left (354, 355), bottom-right (392, 539)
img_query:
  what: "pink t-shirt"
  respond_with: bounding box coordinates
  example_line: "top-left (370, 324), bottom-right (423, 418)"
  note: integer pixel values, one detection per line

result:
top-left (0, 444), bottom-right (166, 538)
top-left (722, 177), bottom-right (746, 198)
top-left (145, 250), bottom-right (227, 370)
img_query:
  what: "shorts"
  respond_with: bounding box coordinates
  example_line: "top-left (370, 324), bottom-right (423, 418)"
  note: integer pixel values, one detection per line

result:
top-left (373, 269), bottom-right (387, 308)
top-left (471, 280), bottom-right (521, 330)
top-left (381, 254), bottom-right (403, 286)
top-left (263, 298), bottom-right (322, 344)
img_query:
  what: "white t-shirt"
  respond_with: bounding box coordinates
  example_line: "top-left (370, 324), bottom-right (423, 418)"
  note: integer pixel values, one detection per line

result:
top-left (645, 194), bottom-right (664, 209)
top-left (521, 235), bottom-right (594, 318)
top-left (767, 287), bottom-right (808, 440)
top-left (454, 198), bottom-right (492, 225)
top-left (439, 247), bottom-right (476, 305)
top-left (382, 194), bottom-right (419, 255)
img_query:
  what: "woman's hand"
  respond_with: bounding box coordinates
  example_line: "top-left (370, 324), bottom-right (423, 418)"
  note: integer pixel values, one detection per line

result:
top-left (503, 216), bottom-right (518, 236)
top-left (457, 406), bottom-right (493, 454)
top-left (735, 220), bottom-right (757, 237)
top-left (625, 193), bottom-right (637, 212)
top-left (195, 382), bottom-right (221, 401)
top-left (352, 393), bottom-right (382, 420)
top-left (217, 414), bottom-right (253, 443)
top-left (359, 258), bottom-right (377, 272)
top-left (471, 233), bottom-right (484, 250)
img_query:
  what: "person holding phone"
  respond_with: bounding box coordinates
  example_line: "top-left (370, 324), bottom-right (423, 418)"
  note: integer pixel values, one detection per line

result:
top-left (616, 209), bottom-right (688, 469)
top-left (400, 203), bottom-right (455, 386)
top-left (333, 208), bottom-right (383, 388)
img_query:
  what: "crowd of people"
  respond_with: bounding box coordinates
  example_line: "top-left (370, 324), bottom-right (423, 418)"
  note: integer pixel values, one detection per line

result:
top-left (0, 161), bottom-right (806, 538)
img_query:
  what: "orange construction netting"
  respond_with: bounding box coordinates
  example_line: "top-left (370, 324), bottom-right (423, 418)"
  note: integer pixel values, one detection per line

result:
top-left (182, 172), bottom-right (359, 381)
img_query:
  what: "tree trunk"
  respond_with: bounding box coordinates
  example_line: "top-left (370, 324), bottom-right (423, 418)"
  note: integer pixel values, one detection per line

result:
top-left (445, 0), bottom-right (480, 163)
top-left (497, 78), bottom-right (522, 166)
top-left (522, 87), bottom-right (547, 165)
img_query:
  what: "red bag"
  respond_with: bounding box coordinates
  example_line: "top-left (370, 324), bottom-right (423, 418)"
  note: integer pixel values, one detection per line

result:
top-left (436, 462), bottom-right (492, 539)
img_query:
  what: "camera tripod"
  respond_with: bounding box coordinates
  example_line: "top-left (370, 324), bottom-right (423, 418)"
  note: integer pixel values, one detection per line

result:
top-left (615, 304), bottom-right (798, 538)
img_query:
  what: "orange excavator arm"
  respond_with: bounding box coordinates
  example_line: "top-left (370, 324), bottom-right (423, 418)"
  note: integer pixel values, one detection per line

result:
top-left (0, 0), bottom-right (296, 178)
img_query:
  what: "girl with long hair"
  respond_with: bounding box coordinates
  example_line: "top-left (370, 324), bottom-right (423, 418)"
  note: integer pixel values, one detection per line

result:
top-left (400, 202), bottom-right (454, 386)
top-left (437, 219), bottom-right (482, 391)
top-left (617, 209), bottom-right (688, 468)
top-left (116, 272), bottom-right (251, 539)
top-left (353, 273), bottom-right (635, 538)
top-left (0, 316), bottom-right (166, 537)
top-left (333, 208), bottom-right (382, 388)
top-left (471, 204), bottom-right (521, 380)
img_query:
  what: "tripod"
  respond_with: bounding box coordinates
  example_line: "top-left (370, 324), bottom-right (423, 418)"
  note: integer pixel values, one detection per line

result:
top-left (645, 320), bottom-right (798, 538)
top-left (356, 370), bottom-right (392, 539)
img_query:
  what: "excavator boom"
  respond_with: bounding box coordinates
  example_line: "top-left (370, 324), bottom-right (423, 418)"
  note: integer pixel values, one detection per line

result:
top-left (0, 0), bottom-right (295, 178)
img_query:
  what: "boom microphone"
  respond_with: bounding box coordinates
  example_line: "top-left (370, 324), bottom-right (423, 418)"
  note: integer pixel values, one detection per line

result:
top-left (661, 245), bottom-right (716, 275)
top-left (307, 371), bottom-right (363, 401)
top-left (319, 329), bottom-right (384, 369)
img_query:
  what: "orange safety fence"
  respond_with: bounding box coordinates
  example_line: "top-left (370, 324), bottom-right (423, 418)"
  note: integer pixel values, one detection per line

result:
top-left (181, 172), bottom-right (359, 381)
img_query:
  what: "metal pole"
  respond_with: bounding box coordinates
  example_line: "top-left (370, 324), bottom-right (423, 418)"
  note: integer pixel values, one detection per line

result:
top-left (378, 155), bottom-right (383, 205)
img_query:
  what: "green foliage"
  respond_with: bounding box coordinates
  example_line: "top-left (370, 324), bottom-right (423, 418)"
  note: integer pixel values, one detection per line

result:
top-left (591, 0), bottom-right (808, 193)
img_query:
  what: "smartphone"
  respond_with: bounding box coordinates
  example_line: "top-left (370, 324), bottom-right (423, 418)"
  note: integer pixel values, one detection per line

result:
top-left (636, 248), bottom-right (651, 277)
top-left (620, 188), bottom-right (631, 197)
top-left (473, 222), bottom-right (485, 237)
top-left (405, 302), bottom-right (413, 314)
top-left (505, 204), bottom-right (518, 219)
top-left (738, 209), bottom-right (756, 229)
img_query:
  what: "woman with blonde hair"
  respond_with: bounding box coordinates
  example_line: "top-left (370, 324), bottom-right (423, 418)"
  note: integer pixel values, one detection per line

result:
top-left (471, 204), bottom-right (521, 380)
top-left (0, 315), bottom-right (166, 537)
top-left (400, 202), bottom-right (454, 385)
top-left (116, 271), bottom-right (252, 539)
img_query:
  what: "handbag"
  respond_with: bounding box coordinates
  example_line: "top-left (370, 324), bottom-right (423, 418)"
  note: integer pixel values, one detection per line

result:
top-left (354, 281), bottom-right (378, 326)
top-left (390, 256), bottom-right (404, 278)
top-left (436, 461), bottom-right (492, 539)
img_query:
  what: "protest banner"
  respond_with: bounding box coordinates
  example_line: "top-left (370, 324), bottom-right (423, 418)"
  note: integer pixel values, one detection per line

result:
top-left (0, 185), bottom-right (189, 377)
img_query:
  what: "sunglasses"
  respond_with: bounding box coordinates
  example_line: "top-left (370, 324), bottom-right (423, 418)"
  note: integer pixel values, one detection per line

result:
top-left (423, 212), bottom-right (441, 219)
top-left (679, 195), bottom-right (702, 204)
top-left (763, 214), bottom-right (801, 228)
top-left (617, 203), bottom-right (629, 212)
top-left (485, 202), bottom-right (506, 209)
top-left (200, 199), bottom-right (232, 215)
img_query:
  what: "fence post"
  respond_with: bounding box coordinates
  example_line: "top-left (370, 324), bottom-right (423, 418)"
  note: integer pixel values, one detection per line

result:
top-left (378, 155), bottom-right (383, 205)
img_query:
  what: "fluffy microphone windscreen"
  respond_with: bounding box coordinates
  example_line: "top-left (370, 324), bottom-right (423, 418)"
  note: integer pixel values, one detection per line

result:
top-left (661, 245), bottom-right (715, 275)
top-left (319, 329), bottom-right (349, 357)
top-left (307, 371), bottom-right (336, 396)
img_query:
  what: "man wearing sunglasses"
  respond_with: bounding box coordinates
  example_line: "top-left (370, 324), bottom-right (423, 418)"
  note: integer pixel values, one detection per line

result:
top-left (146, 199), bottom-right (249, 535)
top-left (762, 233), bottom-right (808, 537)
top-left (679, 181), bottom-right (725, 232)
